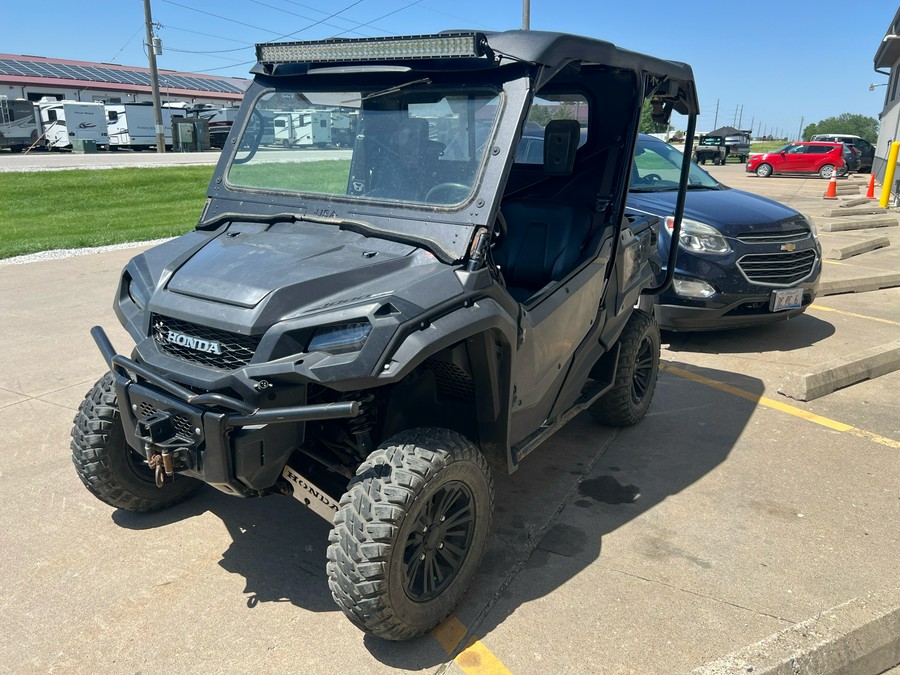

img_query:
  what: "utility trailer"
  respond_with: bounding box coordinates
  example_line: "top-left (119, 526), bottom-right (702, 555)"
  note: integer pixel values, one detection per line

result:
top-left (0, 98), bottom-right (40, 152)
top-left (692, 126), bottom-right (751, 164)
top-left (39, 101), bottom-right (109, 150)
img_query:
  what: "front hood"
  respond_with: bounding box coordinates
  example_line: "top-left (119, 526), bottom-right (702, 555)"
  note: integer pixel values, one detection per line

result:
top-left (137, 220), bottom-right (456, 337)
top-left (166, 221), bottom-right (418, 309)
top-left (627, 187), bottom-right (804, 232)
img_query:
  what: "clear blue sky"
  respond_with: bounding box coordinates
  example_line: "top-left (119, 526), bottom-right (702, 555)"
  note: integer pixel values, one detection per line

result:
top-left (3, 1), bottom-right (896, 137)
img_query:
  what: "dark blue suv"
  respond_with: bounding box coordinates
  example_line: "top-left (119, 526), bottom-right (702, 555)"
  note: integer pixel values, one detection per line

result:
top-left (626, 135), bottom-right (822, 331)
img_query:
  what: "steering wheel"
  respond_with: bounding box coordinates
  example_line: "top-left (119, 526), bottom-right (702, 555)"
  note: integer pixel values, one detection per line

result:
top-left (424, 182), bottom-right (469, 204)
top-left (642, 173), bottom-right (663, 184)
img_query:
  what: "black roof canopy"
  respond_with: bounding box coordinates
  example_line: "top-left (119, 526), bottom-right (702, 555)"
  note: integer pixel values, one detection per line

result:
top-left (254, 29), bottom-right (699, 117)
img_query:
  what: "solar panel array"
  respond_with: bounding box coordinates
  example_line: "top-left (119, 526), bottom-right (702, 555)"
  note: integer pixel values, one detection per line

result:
top-left (0, 58), bottom-right (244, 94)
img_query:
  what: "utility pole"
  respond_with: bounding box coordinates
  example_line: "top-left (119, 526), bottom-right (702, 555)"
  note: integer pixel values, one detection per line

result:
top-left (797, 116), bottom-right (804, 141)
top-left (143, 0), bottom-right (166, 153)
top-left (737, 105), bottom-right (743, 129)
top-left (522, 0), bottom-right (530, 29)
top-left (713, 99), bottom-right (719, 130)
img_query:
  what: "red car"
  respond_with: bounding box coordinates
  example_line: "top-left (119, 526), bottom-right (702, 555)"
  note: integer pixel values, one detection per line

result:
top-left (746, 141), bottom-right (846, 179)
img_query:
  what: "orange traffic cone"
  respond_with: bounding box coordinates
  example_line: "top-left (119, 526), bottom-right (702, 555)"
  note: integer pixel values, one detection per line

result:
top-left (823, 169), bottom-right (838, 199)
top-left (866, 172), bottom-right (876, 199)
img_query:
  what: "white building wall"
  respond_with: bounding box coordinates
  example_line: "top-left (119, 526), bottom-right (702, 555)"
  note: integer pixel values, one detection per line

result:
top-left (1, 81), bottom-right (236, 107)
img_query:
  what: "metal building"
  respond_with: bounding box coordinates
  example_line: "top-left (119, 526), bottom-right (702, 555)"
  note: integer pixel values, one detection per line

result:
top-left (873, 7), bottom-right (900, 180)
top-left (0, 53), bottom-right (248, 107)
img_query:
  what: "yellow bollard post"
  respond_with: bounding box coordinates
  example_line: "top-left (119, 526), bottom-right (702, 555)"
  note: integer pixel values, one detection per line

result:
top-left (879, 141), bottom-right (900, 208)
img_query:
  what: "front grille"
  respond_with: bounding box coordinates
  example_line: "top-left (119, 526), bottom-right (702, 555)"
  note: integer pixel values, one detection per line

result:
top-left (737, 250), bottom-right (817, 285)
top-left (137, 401), bottom-right (194, 440)
top-left (151, 314), bottom-right (261, 370)
top-left (735, 229), bottom-right (810, 244)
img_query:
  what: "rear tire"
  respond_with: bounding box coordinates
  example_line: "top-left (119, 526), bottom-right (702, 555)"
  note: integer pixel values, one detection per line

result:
top-left (327, 428), bottom-right (493, 640)
top-left (819, 164), bottom-right (835, 179)
top-left (589, 309), bottom-right (660, 427)
top-left (71, 373), bottom-right (200, 512)
top-left (756, 163), bottom-right (773, 177)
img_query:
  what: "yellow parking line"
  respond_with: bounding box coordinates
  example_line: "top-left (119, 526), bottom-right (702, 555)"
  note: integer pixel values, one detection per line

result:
top-left (432, 614), bottom-right (513, 675)
top-left (822, 260), bottom-right (846, 265)
top-left (664, 364), bottom-right (899, 449)
top-left (809, 304), bottom-right (900, 327)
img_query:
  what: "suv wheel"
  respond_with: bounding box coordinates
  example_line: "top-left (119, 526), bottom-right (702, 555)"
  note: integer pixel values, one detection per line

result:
top-left (327, 428), bottom-right (493, 640)
top-left (755, 163), bottom-right (773, 178)
top-left (819, 164), bottom-right (835, 179)
top-left (71, 373), bottom-right (201, 511)
top-left (589, 309), bottom-right (660, 427)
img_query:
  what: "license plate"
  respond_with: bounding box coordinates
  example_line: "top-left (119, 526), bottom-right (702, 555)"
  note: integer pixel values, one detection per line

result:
top-left (771, 287), bottom-right (803, 312)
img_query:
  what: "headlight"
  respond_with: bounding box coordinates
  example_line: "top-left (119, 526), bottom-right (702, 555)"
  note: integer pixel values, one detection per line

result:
top-left (307, 322), bottom-right (371, 354)
top-left (125, 272), bottom-right (149, 309)
top-left (799, 212), bottom-right (818, 239)
top-left (665, 217), bottom-right (731, 254)
top-left (672, 276), bottom-right (716, 298)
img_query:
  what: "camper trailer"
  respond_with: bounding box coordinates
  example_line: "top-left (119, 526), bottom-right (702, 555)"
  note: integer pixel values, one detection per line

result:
top-left (271, 110), bottom-right (335, 147)
top-left (39, 101), bottom-right (109, 150)
top-left (193, 106), bottom-right (239, 148)
top-left (0, 98), bottom-right (40, 152)
top-left (106, 103), bottom-right (179, 150)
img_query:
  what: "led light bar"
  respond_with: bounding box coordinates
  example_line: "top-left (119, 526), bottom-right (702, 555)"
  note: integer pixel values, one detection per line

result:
top-left (257, 33), bottom-right (485, 65)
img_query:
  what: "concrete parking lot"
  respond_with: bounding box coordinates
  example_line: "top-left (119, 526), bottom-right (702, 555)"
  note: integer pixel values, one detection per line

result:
top-left (0, 159), bottom-right (898, 674)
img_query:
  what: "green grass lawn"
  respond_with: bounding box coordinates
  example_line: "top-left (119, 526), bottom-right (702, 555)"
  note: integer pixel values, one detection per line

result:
top-left (0, 166), bottom-right (214, 259)
top-left (228, 159), bottom-right (351, 194)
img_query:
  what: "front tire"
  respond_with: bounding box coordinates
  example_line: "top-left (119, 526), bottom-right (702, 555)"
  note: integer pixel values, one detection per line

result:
top-left (327, 428), bottom-right (493, 640)
top-left (590, 309), bottom-right (660, 427)
top-left (756, 163), bottom-right (773, 177)
top-left (71, 373), bottom-right (200, 512)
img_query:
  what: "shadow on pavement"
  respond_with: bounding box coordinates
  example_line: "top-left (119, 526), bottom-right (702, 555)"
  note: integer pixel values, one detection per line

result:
top-left (113, 362), bottom-right (762, 670)
top-left (663, 312), bottom-right (834, 355)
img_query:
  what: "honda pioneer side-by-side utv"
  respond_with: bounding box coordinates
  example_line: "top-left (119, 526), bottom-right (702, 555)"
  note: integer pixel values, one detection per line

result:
top-left (71, 30), bottom-right (699, 640)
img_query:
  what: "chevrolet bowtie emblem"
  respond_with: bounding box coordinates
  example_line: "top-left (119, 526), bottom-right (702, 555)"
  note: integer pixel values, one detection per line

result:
top-left (780, 243), bottom-right (797, 252)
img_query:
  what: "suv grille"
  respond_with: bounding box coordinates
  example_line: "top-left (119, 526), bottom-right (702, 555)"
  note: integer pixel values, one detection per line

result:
top-left (735, 229), bottom-right (810, 244)
top-left (737, 250), bottom-right (817, 285)
top-left (152, 314), bottom-right (261, 370)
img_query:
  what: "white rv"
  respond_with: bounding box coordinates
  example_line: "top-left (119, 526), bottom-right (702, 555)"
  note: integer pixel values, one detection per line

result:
top-left (39, 101), bottom-right (109, 149)
top-left (106, 103), bottom-right (180, 150)
top-left (0, 98), bottom-right (40, 152)
top-left (272, 110), bottom-right (334, 147)
top-left (193, 106), bottom-right (239, 148)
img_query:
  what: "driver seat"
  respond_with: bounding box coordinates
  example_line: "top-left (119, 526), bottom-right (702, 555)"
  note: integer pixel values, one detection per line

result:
top-left (495, 201), bottom-right (592, 303)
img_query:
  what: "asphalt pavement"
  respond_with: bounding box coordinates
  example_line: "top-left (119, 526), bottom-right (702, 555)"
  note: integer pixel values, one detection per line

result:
top-left (0, 158), bottom-right (898, 674)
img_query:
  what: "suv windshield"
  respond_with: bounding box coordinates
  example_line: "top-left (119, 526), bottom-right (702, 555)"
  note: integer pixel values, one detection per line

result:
top-left (630, 137), bottom-right (720, 192)
top-left (227, 86), bottom-right (502, 206)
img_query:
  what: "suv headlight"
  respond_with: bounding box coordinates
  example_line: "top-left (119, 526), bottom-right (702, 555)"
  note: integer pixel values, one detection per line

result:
top-left (307, 321), bottom-right (371, 354)
top-left (665, 217), bottom-right (731, 254)
top-left (799, 212), bottom-right (818, 239)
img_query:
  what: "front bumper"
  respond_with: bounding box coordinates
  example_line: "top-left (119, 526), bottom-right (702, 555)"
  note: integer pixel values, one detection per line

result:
top-left (655, 285), bottom-right (817, 331)
top-left (93, 326), bottom-right (359, 496)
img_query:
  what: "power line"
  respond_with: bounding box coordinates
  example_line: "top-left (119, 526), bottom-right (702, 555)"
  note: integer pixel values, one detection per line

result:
top-left (249, 0), bottom-right (374, 39)
top-left (108, 24), bottom-right (145, 63)
top-left (330, 0), bottom-right (427, 37)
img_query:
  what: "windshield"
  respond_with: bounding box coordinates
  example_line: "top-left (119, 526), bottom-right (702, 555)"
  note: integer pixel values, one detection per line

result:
top-left (630, 137), bottom-right (720, 192)
top-left (226, 86), bottom-right (502, 206)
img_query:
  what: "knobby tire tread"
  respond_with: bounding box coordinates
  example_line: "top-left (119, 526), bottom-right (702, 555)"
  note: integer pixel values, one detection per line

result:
top-left (326, 427), bottom-right (493, 640)
top-left (71, 373), bottom-right (199, 512)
